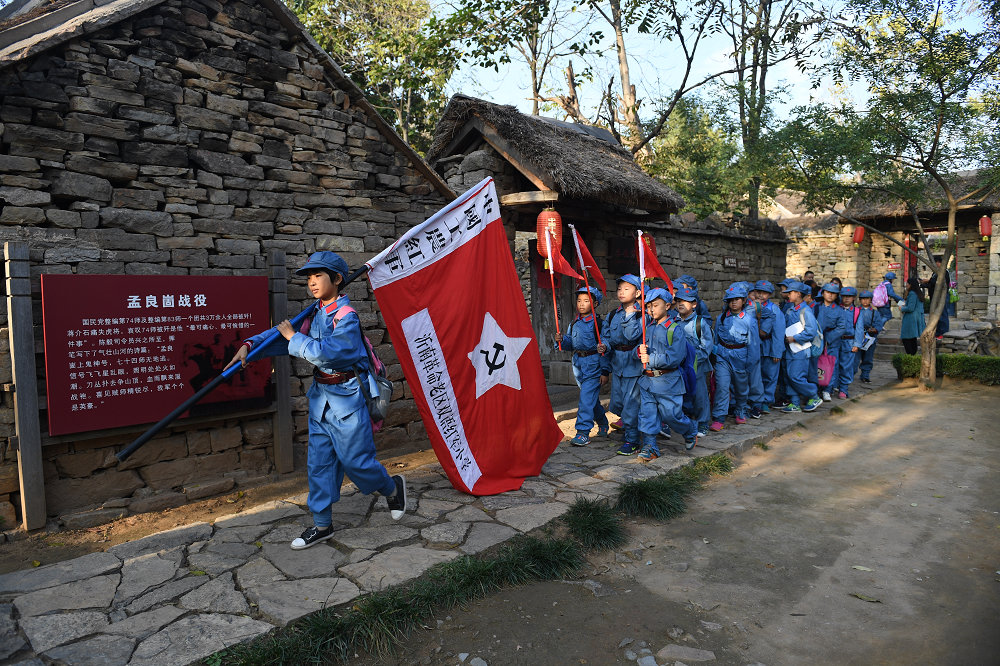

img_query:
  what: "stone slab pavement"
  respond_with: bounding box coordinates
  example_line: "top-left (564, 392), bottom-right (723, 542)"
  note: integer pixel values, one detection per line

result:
top-left (0, 366), bottom-right (898, 665)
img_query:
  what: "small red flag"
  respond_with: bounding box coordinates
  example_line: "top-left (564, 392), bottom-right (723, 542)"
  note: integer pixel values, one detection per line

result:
top-left (543, 228), bottom-right (582, 280)
top-left (638, 231), bottom-right (674, 293)
top-left (569, 226), bottom-right (606, 295)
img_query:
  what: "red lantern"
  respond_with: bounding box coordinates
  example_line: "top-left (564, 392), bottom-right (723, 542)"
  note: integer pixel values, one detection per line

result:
top-left (536, 207), bottom-right (563, 258)
top-left (852, 226), bottom-right (865, 247)
top-left (980, 215), bottom-right (992, 242)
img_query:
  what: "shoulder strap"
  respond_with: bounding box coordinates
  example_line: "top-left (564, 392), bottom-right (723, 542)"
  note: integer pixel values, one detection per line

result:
top-left (853, 307), bottom-right (861, 325)
top-left (332, 305), bottom-right (356, 325)
top-left (755, 302), bottom-right (762, 323)
top-left (695, 315), bottom-right (702, 340)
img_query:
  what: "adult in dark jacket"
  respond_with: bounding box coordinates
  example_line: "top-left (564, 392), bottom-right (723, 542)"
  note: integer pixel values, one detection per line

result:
top-left (922, 257), bottom-right (951, 338)
top-left (900, 277), bottom-right (925, 355)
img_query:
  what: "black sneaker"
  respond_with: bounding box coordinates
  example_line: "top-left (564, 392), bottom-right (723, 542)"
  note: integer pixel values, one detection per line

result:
top-left (386, 474), bottom-right (407, 520)
top-left (750, 406), bottom-right (762, 419)
top-left (290, 525), bottom-right (333, 550)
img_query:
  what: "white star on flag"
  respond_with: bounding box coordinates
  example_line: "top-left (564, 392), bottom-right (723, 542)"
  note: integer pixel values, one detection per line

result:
top-left (467, 312), bottom-right (531, 399)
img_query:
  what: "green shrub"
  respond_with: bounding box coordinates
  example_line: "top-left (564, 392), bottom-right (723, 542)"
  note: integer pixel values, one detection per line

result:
top-left (891, 353), bottom-right (1000, 385)
top-left (562, 497), bottom-right (626, 551)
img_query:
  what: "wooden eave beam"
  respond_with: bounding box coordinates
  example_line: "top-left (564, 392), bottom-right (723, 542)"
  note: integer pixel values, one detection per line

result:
top-left (500, 191), bottom-right (560, 207)
top-left (472, 119), bottom-right (555, 192)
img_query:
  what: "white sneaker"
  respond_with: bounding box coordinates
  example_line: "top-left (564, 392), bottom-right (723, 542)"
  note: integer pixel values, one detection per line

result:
top-left (822, 391), bottom-right (832, 402)
top-left (386, 474), bottom-right (407, 520)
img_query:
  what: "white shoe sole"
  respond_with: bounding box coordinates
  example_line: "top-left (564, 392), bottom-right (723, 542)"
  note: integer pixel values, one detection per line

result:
top-left (389, 475), bottom-right (407, 520)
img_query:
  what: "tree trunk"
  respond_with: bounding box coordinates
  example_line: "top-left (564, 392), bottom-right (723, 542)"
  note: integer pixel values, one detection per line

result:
top-left (608, 0), bottom-right (644, 150)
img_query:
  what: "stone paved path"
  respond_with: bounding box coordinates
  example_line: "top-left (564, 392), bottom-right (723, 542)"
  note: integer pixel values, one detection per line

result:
top-left (0, 367), bottom-right (897, 665)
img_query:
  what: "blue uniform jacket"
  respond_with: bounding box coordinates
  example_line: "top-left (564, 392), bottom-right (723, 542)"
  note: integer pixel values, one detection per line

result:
top-left (246, 295), bottom-right (369, 421)
top-left (714, 309), bottom-right (755, 357)
top-left (758, 301), bottom-right (785, 358)
top-left (559, 314), bottom-right (611, 376)
top-left (815, 302), bottom-right (846, 350)
top-left (696, 298), bottom-right (711, 322)
top-left (643, 318), bottom-right (688, 394)
top-left (884, 282), bottom-right (904, 303)
top-left (856, 306), bottom-right (885, 339)
top-left (604, 306), bottom-right (644, 377)
top-left (783, 302), bottom-right (819, 359)
top-left (842, 306), bottom-right (865, 347)
top-left (676, 313), bottom-right (713, 374)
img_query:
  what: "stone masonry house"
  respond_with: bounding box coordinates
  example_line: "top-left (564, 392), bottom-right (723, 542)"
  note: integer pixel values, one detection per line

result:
top-left (426, 95), bottom-right (788, 382)
top-left (0, 0), bottom-right (455, 529)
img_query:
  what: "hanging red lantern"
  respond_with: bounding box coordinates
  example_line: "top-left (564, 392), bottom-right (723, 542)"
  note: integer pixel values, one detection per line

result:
top-left (536, 207), bottom-right (563, 258)
top-left (980, 215), bottom-right (992, 242)
top-left (852, 226), bottom-right (865, 247)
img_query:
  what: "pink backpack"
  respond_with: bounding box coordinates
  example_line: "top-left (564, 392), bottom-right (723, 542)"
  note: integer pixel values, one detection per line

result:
top-left (872, 282), bottom-right (889, 307)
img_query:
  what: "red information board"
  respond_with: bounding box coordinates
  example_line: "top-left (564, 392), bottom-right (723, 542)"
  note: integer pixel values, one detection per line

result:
top-left (41, 275), bottom-right (272, 436)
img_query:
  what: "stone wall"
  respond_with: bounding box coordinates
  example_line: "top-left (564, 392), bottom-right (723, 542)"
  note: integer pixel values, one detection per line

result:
top-left (785, 214), bottom-right (995, 321)
top-left (0, 0), bottom-right (449, 527)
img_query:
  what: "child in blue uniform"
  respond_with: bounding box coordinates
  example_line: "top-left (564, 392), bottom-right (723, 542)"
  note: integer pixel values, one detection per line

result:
top-left (875, 271), bottom-right (905, 322)
top-left (751, 280), bottom-right (784, 411)
top-left (836, 286), bottom-right (862, 398)
top-left (781, 281), bottom-right (824, 413)
top-left (815, 282), bottom-right (846, 400)
top-left (637, 288), bottom-right (698, 459)
top-left (227, 251), bottom-right (406, 550)
top-left (674, 286), bottom-right (713, 438)
top-left (555, 286), bottom-right (610, 446)
top-left (604, 275), bottom-right (644, 455)
top-left (853, 290), bottom-right (885, 382)
top-left (710, 283), bottom-right (754, 431)
top-left (677, 274), bottom-right (711, 321)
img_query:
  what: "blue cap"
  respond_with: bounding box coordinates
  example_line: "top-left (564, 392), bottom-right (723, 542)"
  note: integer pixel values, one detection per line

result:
top-left (724, 283), bottom-right (749, 300)
top-left (617, 274), bottom-right (641, 289)
top-left (575, 286), bottom-right (602, 306)
top-left (884, 271), bottom-right (896, 280)
top-left (678, 274), bottom-right (699, 290)
top-left (821, 282), bottom-right (841, 295)
top-left (782, 281), bottom-right (810, 294)
top-left (644, 287), bottom-right (670, 304)
top-left (754, 280), bottom-right (775, 293)
top-left (778, 278), bottom-right (794, 287)
top-left (296, 251), bottom-right (349, 281)
top-left (840, 286), bottom-right (858, 297)
top-left (673, 285), bottom-right (698, 302)
top-left (859, 290), bottom-right (874, 299)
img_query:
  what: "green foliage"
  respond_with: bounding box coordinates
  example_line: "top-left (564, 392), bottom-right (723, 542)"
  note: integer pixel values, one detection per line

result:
top-left (645, 97), bottom-right (744, 218)
top-left (615, 475), bottom-right (688, 520)
top-left (691, 453), bottom-right (734, 477)
top-left (562, 497), bottom-right (626, 551)
top-left (213, 535), bottom-right (582, 664)
top-left (287, 0), bottom-right (456, 152)
top-left (892, 353), bottom-right (1000, 385)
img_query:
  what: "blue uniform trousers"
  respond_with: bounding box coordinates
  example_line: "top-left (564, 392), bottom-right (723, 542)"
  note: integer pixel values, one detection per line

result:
top-left (683, 368), bottom-right (711, 432)
top-left (712, 350), bottom-right (749, 419)
top-left (760, 356), bottom-right (780, 404)
top-left (822, 344), bottom-right (842, 393)
top-left (639, 375), bottom-right (695, 451)
top-left (836, 339), bottom-right (856, 396)
top-left (748, 355), bottom-right (765, 408)
top-left (610, 372), bottom-right (640, 443)
top-left (855, 342), bottom-right (877, 380)
top-left (573, 363), bottom-right (608, 434)
top-left (783, 356), bottom-right (817, 406)
top-left (307, 393), bottom-right (394, 527)
top-left (808, 354), bottom-right (819, 385)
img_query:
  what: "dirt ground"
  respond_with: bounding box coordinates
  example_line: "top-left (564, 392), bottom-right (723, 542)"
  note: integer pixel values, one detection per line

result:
top-left (0, 449), bottom-right (440, 576)
top-left (353, 380), bottom-right (1000, 666)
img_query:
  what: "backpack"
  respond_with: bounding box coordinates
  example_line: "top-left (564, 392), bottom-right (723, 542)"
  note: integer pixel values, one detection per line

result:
top-left (666, 320), bottom-right (698, 397)
top-left (872, 282), bottom-right (889, 307)
top-left (799, 308), bottom-right (824, 358)
top-left (332, 306), bottom-right (393, 431)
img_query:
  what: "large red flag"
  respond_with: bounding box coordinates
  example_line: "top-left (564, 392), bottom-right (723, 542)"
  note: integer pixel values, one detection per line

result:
top-left (569, 225), bottom-right (606, 294)
top-left (638, 230), bottom-right (674, 293)
top-left (544, 229), bottom-right (582, 281)
top-left (366, 178), bottom-right (563, 495)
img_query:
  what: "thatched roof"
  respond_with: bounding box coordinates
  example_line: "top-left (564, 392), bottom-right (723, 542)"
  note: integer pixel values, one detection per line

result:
top-left (845, 170), bottom-right (1000, 220)
top-left (426, 95), bottom-right (684, 214)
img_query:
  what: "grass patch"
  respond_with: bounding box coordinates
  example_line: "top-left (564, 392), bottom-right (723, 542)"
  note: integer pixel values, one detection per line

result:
top-left (562, 497), bottom-right (627, 551)
top-left (830, 405), bottom-right (845, 414)
top-left (615, 453), bottom-right (733, 520)
top-left (755, 441), bottom-right (770, 450)
top-left (214, 534), bottom-right (583, 665)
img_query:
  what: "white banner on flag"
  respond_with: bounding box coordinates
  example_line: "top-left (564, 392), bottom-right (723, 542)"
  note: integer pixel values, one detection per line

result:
top-left (400, 308), bottom-right (483, 491)
top-left (366, 178), bottom-right (499, 289)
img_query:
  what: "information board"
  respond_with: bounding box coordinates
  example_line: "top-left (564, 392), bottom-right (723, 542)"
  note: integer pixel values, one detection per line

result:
top-left (41, 275), bottom-right (272, 436)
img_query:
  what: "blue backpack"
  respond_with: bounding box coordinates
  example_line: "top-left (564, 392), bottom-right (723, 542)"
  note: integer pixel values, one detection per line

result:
top-left (666, 321), bottom-right (698, 397)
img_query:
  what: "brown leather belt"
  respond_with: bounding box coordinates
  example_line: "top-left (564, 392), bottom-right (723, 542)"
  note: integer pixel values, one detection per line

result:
top-left (719, 342), bottom-right (746, 349)
top-left (644, 369), bottom-right (667, 377)
top-left (574, 350), bottom-right (598, 357)
top-left (612, 343), bottom-right (638, 351)
top-left (842, 334), bottom-right (854, 340)
top-left (313, 369), bottom-right (356, 385)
